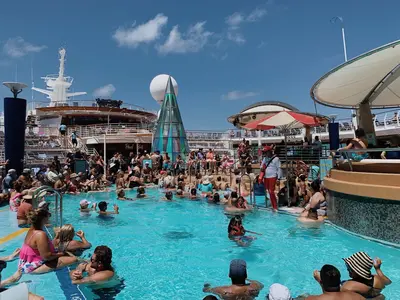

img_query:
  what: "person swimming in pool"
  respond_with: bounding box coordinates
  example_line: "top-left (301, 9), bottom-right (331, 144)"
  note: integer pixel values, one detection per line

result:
top-left (189, 188), bottom-right (198, 200)
top-left (162, 191), bottom-right (173, 201)
top-left (207, 193), bottom-right (220, 204)
top-left (175, 189), bottom-right (185, 198)
top-left (203, 259), bottom-right (264, 299)
top-left (70, 245), bottom-right (115, 285)
top-left (52, 224), bottom-right (91, 255)
top-left (136, 187), bottom-right (147, 198)
top-left (116, 189), bottom-right (133, 201)
top-left (79, 199), bottom-right (96, 213)
top-left (227, 216), bottom-right (260, 246)
top-left (97, 202), bottom-right (119, 216)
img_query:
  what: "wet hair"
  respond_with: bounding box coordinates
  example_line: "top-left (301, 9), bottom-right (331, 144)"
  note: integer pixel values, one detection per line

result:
top-left (165, 191), bottom-right (173, 200)
top-left (310, 180), bottom-right (320, 192)
top-left (190, 188), bottom-right (197, 196)
top-left (28, 209), bottom-right (51, 230)
top-left (228, 216), bottom-right (242, 233)
top-left (355, 128), bottom-right (366, 138)
top-left (98, 201), bottom-right (108, 211)
top-left (203, 296), bottom-right (218, 300)
top-left (320, 264), bottom-right (341, 292)
top-left (13, 180), bottom-right (23, 192)
top-left (57, 224), bottom-right (75, 243)
top-left (94, 245), bottom-right (113, 271)
top-left (230, 191), bottom-right (238, 199)
top-left (137, 187), bottom-right (145, 194)
top-left (117, 189), bottom-right (125, 198)
top-left (213, 193), bottom-right (220, 203)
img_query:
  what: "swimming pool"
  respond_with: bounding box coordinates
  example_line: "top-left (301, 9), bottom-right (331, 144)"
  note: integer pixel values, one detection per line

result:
top-left (1, 188), bottom-right (400, 299)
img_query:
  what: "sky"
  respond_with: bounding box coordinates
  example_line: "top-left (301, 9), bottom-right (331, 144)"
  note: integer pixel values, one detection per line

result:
top-left (0, 0), bottom-right (400, 130)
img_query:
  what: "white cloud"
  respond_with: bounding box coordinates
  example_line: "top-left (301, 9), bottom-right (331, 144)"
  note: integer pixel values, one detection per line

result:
top-left (225, 8), bottom-right (267, 45)
top-left (227, 32), bottom-right (246, 44)
top-left (93, 84), bottom-right (116, 98)
top-left (3, 37), bottom-right (46, 58)
top-left (225, 12), bottom-right (244, 29)
top-left (246, 8), bottom-right (267, 22)
top-left (113, 14), bottom-right (168, 48)
top-left (157, 22), bottom-right (213, 54)
top-left (221, 90), bottom-right (259, 101)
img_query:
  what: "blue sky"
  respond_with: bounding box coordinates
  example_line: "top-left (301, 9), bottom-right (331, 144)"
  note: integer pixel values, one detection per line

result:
top-left (0, 0), bottom-right (399, 130)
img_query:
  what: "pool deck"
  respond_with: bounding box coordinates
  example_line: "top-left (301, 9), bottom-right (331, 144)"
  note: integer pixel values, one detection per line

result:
top-left (0, 208), bottom-right (86, 300)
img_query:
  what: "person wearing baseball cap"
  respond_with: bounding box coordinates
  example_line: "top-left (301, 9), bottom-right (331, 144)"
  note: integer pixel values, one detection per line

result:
top-left (308, 264), bottom-right (365, 300)
top-left (79, 199), bottom-right (96, 213)
top-left (341, 252), bottom-right (392, 299)
top-left (203, 259), bottom-right (264, 299)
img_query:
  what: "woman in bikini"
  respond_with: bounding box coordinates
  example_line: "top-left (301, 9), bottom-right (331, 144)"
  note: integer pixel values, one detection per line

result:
top-left (342, 251), bottom-right (391, 299)
top-left (1, 209), bottom-right (77, 286)
top-left (9, 180), bottom-right (24, 212)
top-left (338, 128), bottom-right (368, 161)
top-left (298, 180), bottom-right (325, 224)
top-left (53, 224), bottom-right (91, 255)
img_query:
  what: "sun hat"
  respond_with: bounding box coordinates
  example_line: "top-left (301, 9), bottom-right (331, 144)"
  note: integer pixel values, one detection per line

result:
top-left (229, 259), bottom-right (247, 279)
top-left (203, 176), bottom-right (210, 185)
top-left (343, 252), bottom-right (373, 280)
top-left (268, 283), bottom-right (292, 300)
top-left (22, 168), bottom-right (31, 174)
top-left (23, 195), bottom-right (33, 200)
top-left (80, 199), bottom-right (91, 206)
top-left (38, 201), bottom-right (50, 210)
top-left (7, 169), bottom-right (16, 174)
top-left (70, 173), bottom-right (78, 179)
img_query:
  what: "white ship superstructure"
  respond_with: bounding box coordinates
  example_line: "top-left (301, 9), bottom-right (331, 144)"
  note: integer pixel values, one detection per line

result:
top-left (32, 48), bottom-right (87, 106)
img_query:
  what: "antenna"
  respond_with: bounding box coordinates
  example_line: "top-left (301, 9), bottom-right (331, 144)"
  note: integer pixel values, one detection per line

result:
top-left (31, 57), bottom-right (35, 102)
top-left (3, 82), bottom-right (28, 98)
top-left (15, 64), bottom-right (18, 82)
top-left (58, 48), bottom-right (66, 79)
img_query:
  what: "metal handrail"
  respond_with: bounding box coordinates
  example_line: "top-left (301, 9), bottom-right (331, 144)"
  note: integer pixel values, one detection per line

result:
top-left (32, 186), bottom-right (63, 227)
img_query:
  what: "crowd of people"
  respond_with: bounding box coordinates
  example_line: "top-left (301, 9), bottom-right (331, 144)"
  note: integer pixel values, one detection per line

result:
top-left (202, 251), bottom-right (391, 299)
top-left (0, 132), bottom-right (396, 299)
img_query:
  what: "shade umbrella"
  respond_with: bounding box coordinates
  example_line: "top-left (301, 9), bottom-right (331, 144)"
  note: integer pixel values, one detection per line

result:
top-left (244, 111), bottom-right (328, 131)
top-left (244, 111), bottom-right (329, 206)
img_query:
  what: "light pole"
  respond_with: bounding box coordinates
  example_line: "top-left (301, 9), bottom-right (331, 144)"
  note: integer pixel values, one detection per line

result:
top-left (331, 17), bottom-right (357, 129)
top-left (331, 16), bottom-right (348, 62)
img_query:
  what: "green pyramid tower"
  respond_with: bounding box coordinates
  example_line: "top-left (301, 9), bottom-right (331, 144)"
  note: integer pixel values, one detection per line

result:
top-left (152, 76), bottom-right (189, 162)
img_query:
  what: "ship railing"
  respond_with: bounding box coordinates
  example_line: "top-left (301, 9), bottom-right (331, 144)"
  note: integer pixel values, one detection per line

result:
top-left (27, 100), bottom-right (157, 115)
top-left (66, 123), bottom-right (153, 138)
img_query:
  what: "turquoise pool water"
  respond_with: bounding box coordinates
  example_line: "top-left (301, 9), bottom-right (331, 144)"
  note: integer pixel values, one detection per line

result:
top-left (1, 188), bottom-right (399, 299)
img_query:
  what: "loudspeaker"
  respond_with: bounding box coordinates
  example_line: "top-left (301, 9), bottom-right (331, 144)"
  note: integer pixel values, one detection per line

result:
top-left (4, 97), bottom-right (26, 175)
top-left (328, 122), bottom-right (340, 150)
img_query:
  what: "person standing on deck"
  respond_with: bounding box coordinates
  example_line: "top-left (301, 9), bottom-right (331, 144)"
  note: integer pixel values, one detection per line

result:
top-left (260, 146), bottom-right (281, 211)
top-left (71, 131), bottom-right (78, 148)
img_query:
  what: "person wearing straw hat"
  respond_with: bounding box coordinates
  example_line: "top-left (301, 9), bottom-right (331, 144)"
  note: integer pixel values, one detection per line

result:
top-left (307, 264), bottom-right (365, 300)
top-left (342, 252), bottom-right (392, 299)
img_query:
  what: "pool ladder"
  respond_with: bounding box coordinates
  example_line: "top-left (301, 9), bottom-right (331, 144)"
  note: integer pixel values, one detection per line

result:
top-left (238, 174), bottom-right (255, 206)
top-left (32, 186), bottom-right (63, 227)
